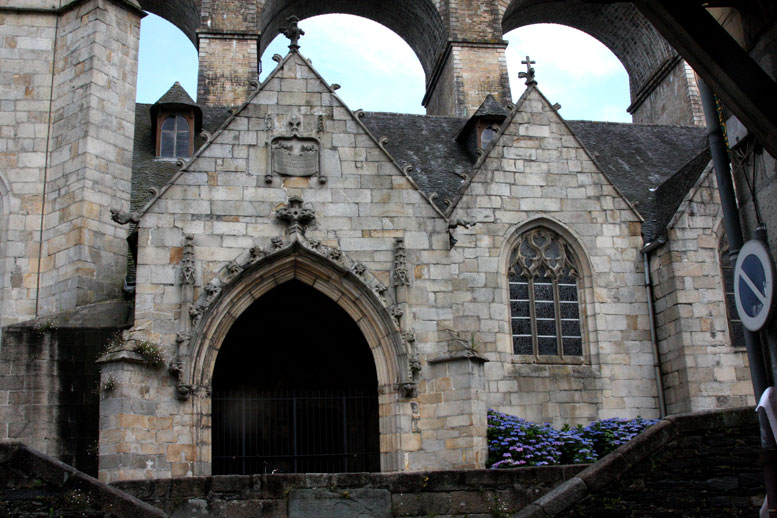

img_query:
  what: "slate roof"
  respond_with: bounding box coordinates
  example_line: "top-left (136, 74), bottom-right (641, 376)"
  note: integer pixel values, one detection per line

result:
top-left (360, 112), bottom-right (473, 213)
top-left (472, 94), bottom-right (511, 119)
top-left (359, 111), bottom-right (710, 235)
top-left (154, 81), bottom-right (196, 107)
top-left (565, 120), bottom-right (709, 239)
top-left (130, 102), bottom-right (709, 249)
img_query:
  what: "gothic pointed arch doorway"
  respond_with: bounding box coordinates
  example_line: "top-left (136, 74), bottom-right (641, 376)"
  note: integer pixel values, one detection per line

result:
top-left (211, 279), bottom-right (381, 475)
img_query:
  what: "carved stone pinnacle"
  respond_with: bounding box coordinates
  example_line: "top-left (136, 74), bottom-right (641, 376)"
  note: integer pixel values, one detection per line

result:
top-left (280, 16), bottom-right (305, 51)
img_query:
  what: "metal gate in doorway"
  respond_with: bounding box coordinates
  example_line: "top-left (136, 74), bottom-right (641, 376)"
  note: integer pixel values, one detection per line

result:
top-left (212, 388), bottom-right (380, 475)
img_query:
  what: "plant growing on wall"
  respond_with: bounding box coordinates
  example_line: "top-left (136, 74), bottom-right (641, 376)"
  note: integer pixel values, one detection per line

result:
top-left (132, 340), bottom-right (164, 368)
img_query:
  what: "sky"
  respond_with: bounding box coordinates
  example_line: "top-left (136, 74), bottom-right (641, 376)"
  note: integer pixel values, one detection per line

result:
top-left (136, 13), bottom-right (631, 123)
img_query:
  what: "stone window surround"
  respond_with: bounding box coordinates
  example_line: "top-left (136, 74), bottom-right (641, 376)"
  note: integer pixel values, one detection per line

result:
top-left (499, 218), bottom-right (593, 365)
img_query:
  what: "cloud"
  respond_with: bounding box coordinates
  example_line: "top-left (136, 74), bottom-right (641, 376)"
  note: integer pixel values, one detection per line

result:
top-left (505, 24), bottom-right (625, 81)
top-left (137, 13), bottom-right (631, 120)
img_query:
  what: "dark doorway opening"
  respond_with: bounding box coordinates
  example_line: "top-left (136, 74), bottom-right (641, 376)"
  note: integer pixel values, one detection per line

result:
top-left (212, 280), bottom-right (381, 474)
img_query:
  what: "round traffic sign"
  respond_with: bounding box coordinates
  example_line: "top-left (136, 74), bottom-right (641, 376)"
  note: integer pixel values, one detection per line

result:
top-left (734, 240), bottom-right (777, 332)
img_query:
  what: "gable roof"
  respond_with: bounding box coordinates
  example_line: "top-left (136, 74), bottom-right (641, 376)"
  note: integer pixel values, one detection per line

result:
top-left (130, 76), bottom-right (710, 243)
top-left (360, 112), bottom-right (473, 213)
top-left (565, 120), bottom-right (709, 239)
top-left (154, 81), bottom-right (196, 106)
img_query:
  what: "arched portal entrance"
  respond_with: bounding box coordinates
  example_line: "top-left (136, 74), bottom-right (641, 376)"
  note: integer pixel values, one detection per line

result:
top-left (211, 279), bottom-right (381, 475)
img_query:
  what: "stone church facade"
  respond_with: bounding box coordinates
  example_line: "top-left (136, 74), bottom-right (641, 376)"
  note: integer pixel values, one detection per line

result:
top-left (0, 0), bottom-right (756, 483)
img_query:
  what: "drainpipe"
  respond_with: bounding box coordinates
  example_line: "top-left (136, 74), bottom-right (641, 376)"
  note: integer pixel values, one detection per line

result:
top-left (699, 77), bottom-right (777, 516)
top-left (641, 236), bottom-right (667, 419)
top-left (698, 78), bottom-right (769, 399)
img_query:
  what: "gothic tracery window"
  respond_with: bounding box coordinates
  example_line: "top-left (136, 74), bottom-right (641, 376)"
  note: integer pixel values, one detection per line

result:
top-left (509, 228), bottom-right (583, 359)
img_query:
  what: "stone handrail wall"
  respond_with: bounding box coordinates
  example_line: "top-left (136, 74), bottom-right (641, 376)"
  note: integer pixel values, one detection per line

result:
top-left (517, 406), bottom-right (762, 517)
top-left (114, 466), bottom-right (586, 517)
top-left (0, 442), bottom-right (166, 518)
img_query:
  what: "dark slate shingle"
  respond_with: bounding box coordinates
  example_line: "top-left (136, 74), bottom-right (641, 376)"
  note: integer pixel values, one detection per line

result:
top-left (360, 112), bottom-right (473, 213)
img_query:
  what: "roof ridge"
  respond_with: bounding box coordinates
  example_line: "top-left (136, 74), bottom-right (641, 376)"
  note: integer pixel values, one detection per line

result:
top-left (363, 111), bottom-right (466, 120)
top-left (567, 119), bottom-right (705, 130)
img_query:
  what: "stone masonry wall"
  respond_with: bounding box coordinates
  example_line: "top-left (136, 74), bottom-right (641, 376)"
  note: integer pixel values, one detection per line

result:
top-left (101, 51), bottom-right (491, 481)
top-left (114, 465), bottom-right (585, 518)
top-left (37, 0), bottom-right (140, 316)
top-left (0, 316), bottom-right (127, 477)
top-left (451, 86), bottom-right (658, 427)
top-left (631, 60), bottom-right (705, 127)
top-left (197, 36), bottom-right (258, 107)
top-left (0, 442), bottom-right (166, 518)
top-left (557, 408), bottom-right (762, 517)
top-left (650, 170), bottom-right (753, 415)
top-left (0, 11), bottom-right (54, 325)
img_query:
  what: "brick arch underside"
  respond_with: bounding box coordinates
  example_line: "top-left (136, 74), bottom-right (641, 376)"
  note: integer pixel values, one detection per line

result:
top-left (138, 0), bottom-right (201, 46)
top-left (259, 0), bottom-right (448, 78)
top-left (189, 249), bottom-right (405, 393)
top-left (502, 0), bottom-right (676, 98)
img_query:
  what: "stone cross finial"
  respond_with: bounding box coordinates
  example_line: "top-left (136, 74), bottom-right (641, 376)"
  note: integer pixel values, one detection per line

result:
top-left (276, 195), bottom-right (316, 235)
top-left (280, 16), bottom-right (305, 51)
top-left (519, 56), bottom-right (537, 86)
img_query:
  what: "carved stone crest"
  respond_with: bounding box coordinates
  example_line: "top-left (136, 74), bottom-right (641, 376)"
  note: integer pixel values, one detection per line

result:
top-left (276, 196), bottom-right (316, 235)
top-left (271, 136), bottom-right (320, 178)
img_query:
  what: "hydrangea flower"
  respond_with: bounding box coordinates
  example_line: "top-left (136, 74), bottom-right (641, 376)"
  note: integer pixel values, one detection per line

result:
top-left (486, 410), bottom-right (658, 469)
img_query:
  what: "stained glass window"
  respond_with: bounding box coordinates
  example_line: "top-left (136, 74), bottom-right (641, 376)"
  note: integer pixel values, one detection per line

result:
top-left (509, 228), bottom-right (583, 358)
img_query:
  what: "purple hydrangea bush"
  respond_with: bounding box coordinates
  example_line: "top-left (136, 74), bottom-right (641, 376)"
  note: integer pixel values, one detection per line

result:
top-left (487, 409), bottom-right (659, 469)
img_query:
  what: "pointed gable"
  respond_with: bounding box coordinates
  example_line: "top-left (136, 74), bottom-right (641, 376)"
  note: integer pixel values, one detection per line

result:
top-left (134, 50), bottom-right (446, 221)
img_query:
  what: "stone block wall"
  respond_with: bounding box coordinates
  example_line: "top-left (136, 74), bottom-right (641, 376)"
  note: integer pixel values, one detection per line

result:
top-left (451, 87), bottom-right (657, 427)
top-left (197, 36), bottom-right (259, 107)
top-left (650, 170), bottom-right (753, 414)
top-left (114, 465), bottom-right (586, 517)
top-left (0, 11), bottom-right (54, 325)
top-left (0, 0), bottom-right (140, 324)
top-left (0, 302), bottom-right (130, 477)
top-left (630, 60), bottom-right (705, 126)
top-left (426, 43), bottom-right (511, 117)
top-left (0, 442), bottom-right (166, 518)
top-left (101, 51), bottom-right (492, 481)
top-left (38, 0), bottom-right (140, 316)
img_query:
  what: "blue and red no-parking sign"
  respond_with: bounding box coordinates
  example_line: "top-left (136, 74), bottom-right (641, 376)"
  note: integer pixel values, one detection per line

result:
top-left (734, 240), bottom-right (777, 332)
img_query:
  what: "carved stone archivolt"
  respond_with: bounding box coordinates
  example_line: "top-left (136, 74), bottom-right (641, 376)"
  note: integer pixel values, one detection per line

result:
top-left (171, 198), bottom-right (418, 400)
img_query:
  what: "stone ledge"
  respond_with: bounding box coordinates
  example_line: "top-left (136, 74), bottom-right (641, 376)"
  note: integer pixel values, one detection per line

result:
top-left (0, 441), bottom-right (167, 518)
top-left (514, 406), bottom-right (757, 517)
top-left (428, 350), bottom-right (489, 364)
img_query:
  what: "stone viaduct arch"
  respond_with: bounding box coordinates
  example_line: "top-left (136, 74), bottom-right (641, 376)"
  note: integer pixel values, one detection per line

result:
top-left (135, 0), bottom-right (699, 123)
top-left (500, 0), bottom-right (702, 124)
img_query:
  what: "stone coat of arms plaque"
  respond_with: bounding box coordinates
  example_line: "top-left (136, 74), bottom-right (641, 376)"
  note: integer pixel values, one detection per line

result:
top-left (271, 136), bottom-right (320, 177)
